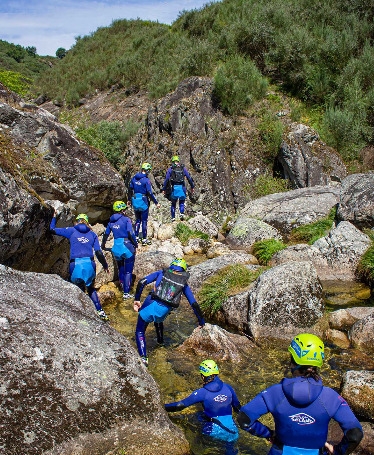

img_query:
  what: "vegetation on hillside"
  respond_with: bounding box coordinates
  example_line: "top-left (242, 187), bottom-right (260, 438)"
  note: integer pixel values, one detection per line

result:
top-left (289, 207), bottom-right (337, 244)
top-left (0, 40), bottom-right (53, 94)
top-left (28, 0), bottom-right (374, 160)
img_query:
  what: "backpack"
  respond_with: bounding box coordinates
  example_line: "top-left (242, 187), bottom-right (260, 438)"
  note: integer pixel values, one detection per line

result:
top-left (151, 268), bottom-right (190, 308)
top-left (170, 164), bottom-right (185, 185)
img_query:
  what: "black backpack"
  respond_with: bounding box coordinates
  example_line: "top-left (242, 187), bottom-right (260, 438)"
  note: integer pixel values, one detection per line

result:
top-left (170, 164), bottom-right (185, 185)
top-left (151, 268), bottom-right (190, 308)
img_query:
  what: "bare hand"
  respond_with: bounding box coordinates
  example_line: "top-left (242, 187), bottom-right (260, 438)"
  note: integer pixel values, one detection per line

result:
top-left (133, 301), bottom-right (141, 312)
top-left (325, 442), bottom-right (334, 454)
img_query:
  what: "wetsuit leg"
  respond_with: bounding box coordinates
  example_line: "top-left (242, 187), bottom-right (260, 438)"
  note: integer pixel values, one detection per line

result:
top-left (123, 254), bottom-right (135, 294)
top-left (171, 199), bottom-right (177, 219)
top-left (179, 198), bottom-right (185, 215)
top-left (140, 208), bottom-right (149, 239)
top-left (87, 285), bottom-right (103, 311)
top-left (154, 322), bottom-right (164, 344)
top-left (135, 315), bottom-right (149, 357)
top-left (117, 259), bottom-right (125, 292)
top-left (134, 211), bottom-right (141, 237)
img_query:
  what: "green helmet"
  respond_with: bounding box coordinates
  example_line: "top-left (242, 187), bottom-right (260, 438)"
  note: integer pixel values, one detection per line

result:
top-left (199, 359), bottom-right (219, 377)
top-left (171, 155), bottom-right (180, 163)
top-left (142, 162), bottom-right (152, 171)
top-left (288, 333), bottom-right (325, 368)
top-left (113, 200), bottom-right (127, 212)
top-left (170, 258), bottom-right (187, 271)
top-left (76, 213), bottom-right (89, 223)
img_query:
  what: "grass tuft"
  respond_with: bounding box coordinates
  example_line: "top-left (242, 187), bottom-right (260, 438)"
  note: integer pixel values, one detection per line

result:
top-left (252, 239), bottom-right (287, 265)
top-left (289, 207), bottom-right (337, 244)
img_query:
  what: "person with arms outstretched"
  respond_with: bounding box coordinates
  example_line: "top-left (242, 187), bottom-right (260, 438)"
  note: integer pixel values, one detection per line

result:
top-left (237, 333), bottom-right (363, 455)
top-left (50, 212), bottom-right (110, 321)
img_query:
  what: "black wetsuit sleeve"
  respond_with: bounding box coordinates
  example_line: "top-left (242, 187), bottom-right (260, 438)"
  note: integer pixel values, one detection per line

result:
top-left (334, 428), bottom-right (363, 455)
top-left (101, 233), bottom-right (109, 249)
top-left (95, 250), bottom-right (108, 269)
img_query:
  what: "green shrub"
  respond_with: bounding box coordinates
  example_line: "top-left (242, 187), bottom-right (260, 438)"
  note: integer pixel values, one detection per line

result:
top-left (250, 174), bottom-right (290, 198)
top-left (76, 120), bottom-right (141, 169)
top-left (356, 242), bottom-right (374, 289)
top-left (0, 70), bottom-right (32, 96)
top-left (290, 207), bottom-right (337, 244)
top-left (252, 239), bottom-right (287, 265)
top-left (213, 55), bottom-right (268, 116)
top-left (174, 222), bottom-right (209, 245)
top-left (199, 264), bottom-right (264, 315)
top-left (258, 113), bottom-right (284, 160)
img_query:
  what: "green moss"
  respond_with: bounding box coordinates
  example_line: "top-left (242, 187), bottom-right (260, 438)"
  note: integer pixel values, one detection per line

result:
top-left (174, 222), bottom-right (209, 245)
top-left (252, 239), bottom-right (287, 265)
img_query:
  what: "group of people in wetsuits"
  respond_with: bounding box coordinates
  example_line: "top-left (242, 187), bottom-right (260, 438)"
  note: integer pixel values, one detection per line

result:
top-left (50, 159), bottom-right (363, 455)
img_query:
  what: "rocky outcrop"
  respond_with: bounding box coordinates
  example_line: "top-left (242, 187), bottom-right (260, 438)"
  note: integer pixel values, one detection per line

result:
top-left (275, 123), bottom-right (347, 188)
top-left (240, 185), bottom-right (340, 236)
top-left (226, 216), bottom-right (282, 248)
top-left (341, 370), bottom-right (374, 421)
top-left (350, 313), bottom-right (374, 354)
top-left (247, 261), bottom-right (324, 340)
top-left (337, 173), bottom-right (374, 229)
top-left (0, 264), bottom-right (188, 455)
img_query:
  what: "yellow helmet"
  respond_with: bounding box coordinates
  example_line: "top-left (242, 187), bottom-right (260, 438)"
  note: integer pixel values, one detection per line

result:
top-left (113, 200), bottom-right (127, 212)
top-left (171, 155), bottom-right (180, 163)
top-left (141, 162), bottom-right (152, 171)
top-left (288, 333), bottom-right (325, 367)
top-left (199, 359), bottom-right (219, 377)
top-left (76, 213), bottom-right (89, 223)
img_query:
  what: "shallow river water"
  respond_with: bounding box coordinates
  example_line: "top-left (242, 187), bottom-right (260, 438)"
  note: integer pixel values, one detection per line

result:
top-left (102, 272), bottom-right (373, 455)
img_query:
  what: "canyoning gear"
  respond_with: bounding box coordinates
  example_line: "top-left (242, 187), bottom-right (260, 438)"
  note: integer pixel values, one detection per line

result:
top-left (180, 214), bottom-right (185, 221)
top-left (171, 155), bottom-right (180, 162)
top-left (131, 193), bottom-right (148, 212)
top-left (113, 200), bottom-right (127, 212)
top-left (142, 238), bottom-right (152, 246)
top-left (238, 375), bottom-right (363, 454)
top-left (141, 162), bottom-right (152, 171)
top-left (170, 165), bottom-right (185, 185)
top-left (288, 333), bottom-right (325, 368)
top-left (162, 162), bottom-right (194, 218)
top-left (151, 267), bottom-right (190, 308)
top-left (200, 359), bottom-right (220, 377)
top-left (76, 213), bottom-right (89, 223)
top-left (70, 257), bottom-right (95, 287)
top-left (97, 310), bottom-right (109, 321)
top-left (170, 258), bottom-right (188, 271)
top-left (102, 211), bottom-right (137, 295)
top-left (141, 356), bottom-right (149, 367)
top-left (165, 375), bottom-right (241, 443)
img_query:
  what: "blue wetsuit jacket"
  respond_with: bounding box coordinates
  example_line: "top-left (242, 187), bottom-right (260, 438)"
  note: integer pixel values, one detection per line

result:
top-left (238, 376), bottom-right (363, 455)
top-left (162, 165), bottom-right (194, 194)
top-left (103, 213), bottom-right (137, 246)
top-left (129, 172), bottom-right (158, 207)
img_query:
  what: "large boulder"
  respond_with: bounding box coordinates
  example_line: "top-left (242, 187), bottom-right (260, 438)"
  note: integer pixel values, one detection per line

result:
top-left (0, 264), bottom-right (188, 455)
top-left (240, 185), bottom-right (340, 237)
top-left (350, 313), bottom-right (374, 354)
top-left (247, 261), bottom-right (324, 340)
top-left (341, 370), bottom-right (374, 421)
top-left (275, 123), bottom-right (347, 188)
top-left (226, 216), bottom-right (282, 248)
top-left (338, 173), bottom-right (374, 229)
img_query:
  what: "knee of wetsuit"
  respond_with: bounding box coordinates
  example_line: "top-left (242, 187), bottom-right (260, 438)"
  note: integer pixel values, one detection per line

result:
top-left (73, 278), bottom-right (86, 290)
top-left (236, 411), bottom-right (252, 430)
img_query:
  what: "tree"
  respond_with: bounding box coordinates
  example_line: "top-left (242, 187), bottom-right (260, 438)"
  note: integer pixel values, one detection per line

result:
top-left (56, 47), bottom-right (66, 59)
top-left (26, 46), bottom-right (37, 56)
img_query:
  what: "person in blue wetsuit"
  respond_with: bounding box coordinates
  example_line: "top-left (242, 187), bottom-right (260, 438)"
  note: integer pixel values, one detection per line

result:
top-left (101, 201), bottom-right (138, 300)
top-left (133, 258), bottom-right (205, 366)
top-left (162, 155), bottom-right (194, 221)
top-left (165, 359), bottom-right (241, 454)
top-left (128, 162), bottom-right (160, 246)
top-left (50, 212), bottom-right (110, 321)
top-left (237, 333), bottom-right (363, 455)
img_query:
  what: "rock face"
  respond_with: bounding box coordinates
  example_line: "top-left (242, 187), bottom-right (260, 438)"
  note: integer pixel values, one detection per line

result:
top-left (226, 216), bottom-right (282, 248)
top-left (337, 173), bottom-right (374, 229)
top-left (247, 261), bottom-right (324, 340)
top-left (0, 85), bottom-right (126, 273)
top-left (276, 123), bottom-right (347, 188)
top-left (341, 370), bottom-right (374, 421)
top-left (0, 265), bottom-right (188, 455)
top-left (240, 185), bottom-right (340, 237)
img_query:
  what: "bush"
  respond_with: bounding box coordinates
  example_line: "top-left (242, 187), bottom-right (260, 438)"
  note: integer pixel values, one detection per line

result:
top-left (289, 207), bottom-right (337, 244)
top-left (76, 120), bottom-right (141, 169)
top-left (249, 174), bottom-right (290, 199)
top-left (0, 70), bottom-right (32, 96)
top-left (356, 240), bottom-right (374, 289)
top-left (213, 55), bottom-right (268, 116)
top-left (174, 222), bottom-right (209, 245)
top-left (252, 239), bottom-right (286, 265)
top-left (198, 264), bottom-right (264, 315)
top-left (257, 113), bottom-right (284, 161)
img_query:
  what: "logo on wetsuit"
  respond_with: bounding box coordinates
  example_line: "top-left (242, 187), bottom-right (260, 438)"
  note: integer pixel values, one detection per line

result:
top-left (77, 237), bottom-right (90, 243)
top-left (289, 413), bottom-right (315, 425)
top-left (214, 394), bottom-right (228, 403)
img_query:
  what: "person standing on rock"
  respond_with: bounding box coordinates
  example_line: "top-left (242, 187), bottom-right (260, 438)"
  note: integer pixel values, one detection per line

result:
top-left (101, 201), bottom-right (138, 300)
top-left (50, 211), bottom-right (110, 321)
top-left (162, 155), bottom-right (194, 222)
top-left (133, 258), bottom-right (205, 366)
top-left (237, 333), bottom-right (363, 455)
top-left (128, 162), bottom-right (160, 246)
top-left (165, 359), bottom-right (241, 455)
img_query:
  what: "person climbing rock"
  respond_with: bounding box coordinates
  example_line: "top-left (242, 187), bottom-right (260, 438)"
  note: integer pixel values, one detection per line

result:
top-left (50, 211), bottom-right (110, 321)
top-left (128, 162), bottom-right (160, 245)
top-left (165, 359), bottom-right (241, 455)
top-left (237, 333), bottom-right (363, 455)
top-left (133, 258), bottom-right (205, 366)
top-left (162, 155), bottom-right (194, 222)
top-left (101, 200), bottom-right (137, 300)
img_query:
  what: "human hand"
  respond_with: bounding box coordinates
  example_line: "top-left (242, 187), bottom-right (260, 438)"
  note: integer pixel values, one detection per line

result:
top-left (133, 301), bottom-right (141, 312)
top-left (324, 442), bottom-right (334, 454)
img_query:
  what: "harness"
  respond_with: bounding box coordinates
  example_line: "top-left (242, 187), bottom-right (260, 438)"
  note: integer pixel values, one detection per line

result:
top-left (170, 164), bottom-right (185, 185)
top-left (151, 268), bottom-right (190, 308)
